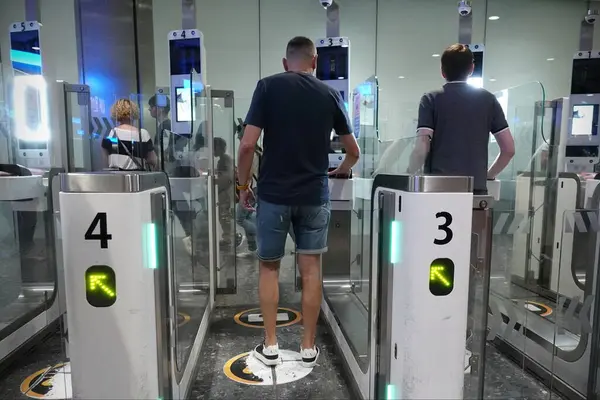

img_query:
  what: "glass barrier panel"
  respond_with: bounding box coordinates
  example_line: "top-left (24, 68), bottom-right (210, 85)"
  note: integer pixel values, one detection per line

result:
top-left (65, 85), bottom-right (94, 171)
top-left (0, 75), bottom-right (59, 372)
top-left (321, 80), bottom-right (382, 375)
top-left (353, 75), bottom-right (379, 179)
top-left (484, 208), bottom-right (537, 397)
top-left (490, 82), bottom-right (546, 184)
top-left (549, 208), bottom-right (598, 399)
top-left (484, 83), bottom-right (554, 398)
top-left (211, 90), bottom-right (238, 292)
top-left (163, 70), bottom-right (210, 373)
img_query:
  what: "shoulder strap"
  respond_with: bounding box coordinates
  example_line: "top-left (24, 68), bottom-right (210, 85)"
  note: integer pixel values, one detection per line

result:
top-left (114, 129), bottom-right (145, 170)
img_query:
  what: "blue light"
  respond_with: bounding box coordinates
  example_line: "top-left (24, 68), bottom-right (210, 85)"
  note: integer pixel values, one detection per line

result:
top-left (390, 220), bottom-right (402, 263)
top-left (144, 223), bottom-right (158, 269)
top-left (357, 83), bottom-right (373, 97)
top-left (386, 384), bottom-right (396, 400)
top-left (10, 49), bottom-right (42, 67)
top-left (108, 136), bottom-right (118, 143)
top-left (72, 117), bottom-right (81, 125)
top-left (182, 79), bottom-right (204, 93)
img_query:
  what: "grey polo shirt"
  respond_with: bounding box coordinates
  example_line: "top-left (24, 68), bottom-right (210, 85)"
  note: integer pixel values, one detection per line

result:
top-left (417, 81), bottom-right (509, 192)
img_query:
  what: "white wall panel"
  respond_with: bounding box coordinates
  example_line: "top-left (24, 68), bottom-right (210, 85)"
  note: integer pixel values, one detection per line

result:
top-left (197, 0), bottom-right (260, 121)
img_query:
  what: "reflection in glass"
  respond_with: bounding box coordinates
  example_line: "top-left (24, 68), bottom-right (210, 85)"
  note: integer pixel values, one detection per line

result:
top-left (152, 70), bottom-right (210, 373)
top-left (202, 90), bottom-right (238, 292)
top-left (323, 76), bottom-right (382, 373)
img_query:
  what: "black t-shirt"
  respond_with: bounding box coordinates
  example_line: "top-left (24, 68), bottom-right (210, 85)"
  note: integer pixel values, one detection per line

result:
top-left (417, 82), bottom-right (509, 192)
top-left (244, 72), bottom-right (352, 205)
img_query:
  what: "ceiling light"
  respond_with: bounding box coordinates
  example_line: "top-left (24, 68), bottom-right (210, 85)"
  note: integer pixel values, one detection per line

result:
top-left (489, 78), bottom-right (497, 82)
top-left (398, 76), bottom-right (405, 79)
top-left (432, 54), bottom-right (440, 57)
top-left (488, 16), bottom-right (500, 20)
top-left (547, 58), bottom-right (555, 61)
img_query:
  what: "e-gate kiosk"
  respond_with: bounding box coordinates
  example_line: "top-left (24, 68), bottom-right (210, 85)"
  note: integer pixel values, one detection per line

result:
top-left (164, 29), bottom-right (213, 267)
top-left (168, 29), bottom-right (206, 136)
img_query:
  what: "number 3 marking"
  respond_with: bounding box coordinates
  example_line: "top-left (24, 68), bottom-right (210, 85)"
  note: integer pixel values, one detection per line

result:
top-left (434, 211), bottom-right (453, 245)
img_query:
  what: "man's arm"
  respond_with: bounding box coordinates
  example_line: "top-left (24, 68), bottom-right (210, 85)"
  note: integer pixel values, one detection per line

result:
top-left (407, 130), bottom-right (432, 173)
top-left (330, 90), bottom-right (360, 175)
top-left (487, 129), bottom-right (515, 179)
top-left (408, 94), bottom-right (434, 173)
top-left (487, 97), bottom-right (515, 179)
top-left (238, 81), bottom-right (266, 187)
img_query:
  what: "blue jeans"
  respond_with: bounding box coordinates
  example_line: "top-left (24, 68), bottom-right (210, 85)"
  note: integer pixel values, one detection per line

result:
top-left (235, 204), bottom-right (257, 250)
top-left (256, 198), bottom-right (331, 262)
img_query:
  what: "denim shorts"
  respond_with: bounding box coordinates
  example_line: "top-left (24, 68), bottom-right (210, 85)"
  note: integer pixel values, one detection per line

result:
top-left (256, 198), bottom-right (331, 262)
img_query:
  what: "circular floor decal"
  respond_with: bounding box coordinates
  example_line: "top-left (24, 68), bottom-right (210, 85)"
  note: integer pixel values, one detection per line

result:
top-left (20, 362), bottom-right (72, 399)
top-left (234, 307), bottom-right (301, 328)
top-left (515, 300), bottom-right (553, 317)
top-left (178, 311), bottom-right (191, 327)
top-left (223, 350), bottom-right (312, 385)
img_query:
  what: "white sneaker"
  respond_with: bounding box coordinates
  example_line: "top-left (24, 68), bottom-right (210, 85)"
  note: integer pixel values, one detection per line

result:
top-left (253, 343), bottom-right (280, 366)
top-left (300, 346), bottom-right (320, 368)
top-left (182, 236), bottom-right (192, 255)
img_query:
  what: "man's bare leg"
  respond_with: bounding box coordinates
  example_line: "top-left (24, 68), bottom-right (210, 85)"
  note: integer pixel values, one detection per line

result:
top-left (298, 253), bottom-right (322, 349)
top-left (259, 260), bottom-right (280, 346)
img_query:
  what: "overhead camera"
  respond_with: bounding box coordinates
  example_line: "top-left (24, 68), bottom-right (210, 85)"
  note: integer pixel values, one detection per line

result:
top-left (320, 0), bottom-right (333, 9)
top-left (585, 9), bottom-right (598, 24)
top-left (458, 0), bottom-right (472, 16)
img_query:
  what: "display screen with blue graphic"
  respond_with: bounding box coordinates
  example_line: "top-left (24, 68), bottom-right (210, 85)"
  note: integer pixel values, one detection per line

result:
top-left (10, 29), bottom-right (41, 75)
top-left (571, 104), bottom-right (599, 136)
top-left (169, 38), bottom-right (201, 75)
top-left (176, 87), bottom-right (195, 122)
top-left (316, 46), bottom-right (349, 81)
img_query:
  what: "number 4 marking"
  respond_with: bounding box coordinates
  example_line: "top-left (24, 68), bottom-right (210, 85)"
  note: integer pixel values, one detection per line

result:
top-left (84, 212), bottom-right (113, 249)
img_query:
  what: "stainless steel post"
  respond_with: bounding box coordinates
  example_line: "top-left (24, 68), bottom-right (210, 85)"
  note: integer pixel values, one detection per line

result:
top-left (25, 0), bottom-right (41, 22)
top-left (326, 1), bottom-right (341, 38)
top-left (181, 0), bottom-right (196, 30)
top-left (464, 195), bottom-right (494, 398)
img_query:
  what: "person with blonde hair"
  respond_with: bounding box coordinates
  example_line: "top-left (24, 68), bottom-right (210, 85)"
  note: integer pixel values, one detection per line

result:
top-left (102, 98), bottom-right (157, 170)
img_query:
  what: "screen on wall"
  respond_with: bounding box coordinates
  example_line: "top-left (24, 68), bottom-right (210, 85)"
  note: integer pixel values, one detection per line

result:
top-left (472, 51), bottom-right (484, 78)
top-left (169, 38), bottom-right (202, 76)
top-left (10, 29), bottom-right (41, 75)
top-left (175, 87), bottom-right (195, 122)
top-left (316, 46), bottom-right (349, 81)
top-left (571, 58), bottom-right (600, 95)
top-left (571, 104), bottom-right (599, 136)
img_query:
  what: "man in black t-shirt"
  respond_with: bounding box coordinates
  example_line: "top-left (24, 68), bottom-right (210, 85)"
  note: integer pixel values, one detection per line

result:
top-left (237, 36), bottom-right (360, 369)
top-left (408, 44), bottom-right (515, 193)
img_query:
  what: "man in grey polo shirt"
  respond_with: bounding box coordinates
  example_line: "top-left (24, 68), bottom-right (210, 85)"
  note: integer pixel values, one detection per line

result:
top-left (408, 44), bottom-right (515, 193)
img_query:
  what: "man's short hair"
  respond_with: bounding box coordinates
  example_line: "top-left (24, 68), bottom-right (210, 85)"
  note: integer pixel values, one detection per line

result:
top-left (148, 94), bottom-right (170, 112)
top-left (286, 36), bottom-right (316, 61)
top-left (213, 137), bottom-right (227, 151)
top-left (441, 44), bottom-right (474, 82)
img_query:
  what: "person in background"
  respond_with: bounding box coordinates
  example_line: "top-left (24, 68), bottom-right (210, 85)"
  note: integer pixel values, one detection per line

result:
top-left (234, 125), bottom-right (259, 255)
top-left (408, 44), bottom-right (515, 192)
top-left (102, 99), bottom-right (157, 170)
top-left (148, 94), bottom-right (171, 150)
top-left (214, 137), bottom-right (237, 250)
top-left (148, 94), bottom-right (199, 255)
top-left (237, 36), bottom-right (360, 368)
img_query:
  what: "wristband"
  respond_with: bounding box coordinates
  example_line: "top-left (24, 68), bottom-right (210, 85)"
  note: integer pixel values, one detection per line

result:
top-left (236, 183), bottom-right (249, 191)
